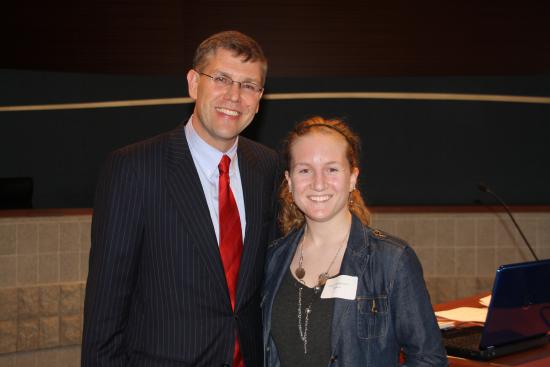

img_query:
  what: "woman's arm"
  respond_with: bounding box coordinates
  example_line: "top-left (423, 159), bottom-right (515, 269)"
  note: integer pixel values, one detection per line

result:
top-left (393, 246), bottom-right (448, 367)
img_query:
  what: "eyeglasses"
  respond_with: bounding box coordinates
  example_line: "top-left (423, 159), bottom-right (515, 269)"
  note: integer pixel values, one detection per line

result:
top-left (196, 71), bottom-right (264, 95)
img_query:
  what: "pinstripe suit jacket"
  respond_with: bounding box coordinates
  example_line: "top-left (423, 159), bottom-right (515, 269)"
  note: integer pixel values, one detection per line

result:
top-left (82, 121), bottom-right (280, 366)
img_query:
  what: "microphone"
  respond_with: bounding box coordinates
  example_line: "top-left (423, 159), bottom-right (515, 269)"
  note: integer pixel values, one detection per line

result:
top-left (477, 183), bottom-right (539, 261)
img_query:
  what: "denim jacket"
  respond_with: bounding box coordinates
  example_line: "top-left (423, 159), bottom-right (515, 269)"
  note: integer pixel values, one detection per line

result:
top-left (261, 215), bottom-right (448, 367)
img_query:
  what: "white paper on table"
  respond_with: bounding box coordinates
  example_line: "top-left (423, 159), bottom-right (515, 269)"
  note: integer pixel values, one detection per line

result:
top-left (435, 307), bottom-right (488, 323)
top-left (479, 295), bottom-right (491, 307)
top-left (437, 320), bottom-right (456, 330)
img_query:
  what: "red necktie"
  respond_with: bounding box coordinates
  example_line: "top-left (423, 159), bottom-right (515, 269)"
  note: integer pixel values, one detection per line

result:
top-left (218, 155), bottom-right (244, 367)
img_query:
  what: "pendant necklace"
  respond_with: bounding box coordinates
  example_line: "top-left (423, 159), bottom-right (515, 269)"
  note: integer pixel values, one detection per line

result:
top-left (295, 228), bottom-right (348, 286)
top-left (295, 228), bottom-right (349, 354)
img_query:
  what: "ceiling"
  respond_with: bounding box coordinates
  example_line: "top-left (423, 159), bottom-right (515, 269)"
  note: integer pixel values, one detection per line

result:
top-left (2, 1), bottom-right (549, 77)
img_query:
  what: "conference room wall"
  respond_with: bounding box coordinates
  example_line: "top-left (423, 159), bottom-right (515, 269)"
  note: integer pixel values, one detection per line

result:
top-left (1, 69), bottom-right (550, 208)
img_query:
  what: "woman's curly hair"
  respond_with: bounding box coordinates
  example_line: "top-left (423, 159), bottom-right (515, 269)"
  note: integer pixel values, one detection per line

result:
top-left (278, 116), bottom-right (370, 235)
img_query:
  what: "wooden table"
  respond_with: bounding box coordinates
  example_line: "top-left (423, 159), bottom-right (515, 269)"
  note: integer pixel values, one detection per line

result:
top-left (434, 294), bottom-right (550, 367)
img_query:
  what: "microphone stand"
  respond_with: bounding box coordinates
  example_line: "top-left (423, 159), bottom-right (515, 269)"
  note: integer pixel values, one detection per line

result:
top-left (478, 183), bottom-right (539, 261)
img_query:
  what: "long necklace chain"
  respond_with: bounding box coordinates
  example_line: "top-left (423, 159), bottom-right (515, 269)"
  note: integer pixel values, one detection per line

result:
top-left (297, 287), bottom-right (310, 354)
top-left (295, 228), bottom-right (349, 354)
top-left (297, 285), bottom-right (323, 354)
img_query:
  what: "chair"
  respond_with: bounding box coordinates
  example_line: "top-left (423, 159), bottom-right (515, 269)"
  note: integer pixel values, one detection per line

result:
top-left (0, 177), bottom-right (33, 209)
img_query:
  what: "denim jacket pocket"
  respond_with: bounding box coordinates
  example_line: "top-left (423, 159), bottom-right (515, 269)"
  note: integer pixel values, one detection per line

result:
top-left (357, 295), bottom-right (388, 339)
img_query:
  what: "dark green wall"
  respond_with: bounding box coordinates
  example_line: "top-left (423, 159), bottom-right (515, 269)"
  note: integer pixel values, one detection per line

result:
top-left (2, 70), bottom-right (549, 208)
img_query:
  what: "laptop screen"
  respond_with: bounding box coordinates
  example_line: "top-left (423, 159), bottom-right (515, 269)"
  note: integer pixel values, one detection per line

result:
top-left (480, 259), bottom-right (550, 349)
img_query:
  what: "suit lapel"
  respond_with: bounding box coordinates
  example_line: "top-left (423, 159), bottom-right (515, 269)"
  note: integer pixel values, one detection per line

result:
top-left (164, 122), bottom-right (229, 298)
top-left (235, 139), bottom-right (263, 307)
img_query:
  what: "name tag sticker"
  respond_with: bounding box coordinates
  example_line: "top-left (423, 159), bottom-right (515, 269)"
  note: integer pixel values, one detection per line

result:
top-left (321, 275), bottom-right (358, 300)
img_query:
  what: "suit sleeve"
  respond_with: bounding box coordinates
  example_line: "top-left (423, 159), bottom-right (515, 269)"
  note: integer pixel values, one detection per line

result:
top-left (393, 247), bottom-right (449, 367)
top-left (82, 150), bottom-right (144, 366)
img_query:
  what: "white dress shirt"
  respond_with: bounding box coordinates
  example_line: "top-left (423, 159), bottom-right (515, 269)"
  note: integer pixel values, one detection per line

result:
top-left (185, 116), bottom-right (246, 244)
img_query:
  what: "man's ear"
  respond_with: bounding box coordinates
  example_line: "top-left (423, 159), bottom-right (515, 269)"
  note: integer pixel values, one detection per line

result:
top-left (187, 69), bottom-right (199, 100)
top-left (255, 90), bottom-right (264, 114)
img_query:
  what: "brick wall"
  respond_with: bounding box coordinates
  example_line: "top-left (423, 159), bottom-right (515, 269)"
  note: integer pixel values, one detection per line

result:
top-left (0, 215), bottom-right (90, 366)
top-left (372, 211), bottom-right (550, 303)
top-left (1, 209), bottom-right (549, 366)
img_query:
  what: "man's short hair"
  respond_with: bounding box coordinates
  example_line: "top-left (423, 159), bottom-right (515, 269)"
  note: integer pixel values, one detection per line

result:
top-left (193, 30), bottom-right (268, 83)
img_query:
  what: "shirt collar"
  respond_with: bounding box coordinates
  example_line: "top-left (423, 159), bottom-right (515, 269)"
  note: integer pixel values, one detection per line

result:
top-left (185, 116), bottom-right (239, 181)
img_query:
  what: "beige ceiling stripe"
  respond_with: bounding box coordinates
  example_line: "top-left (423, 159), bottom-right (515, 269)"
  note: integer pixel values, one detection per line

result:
top-left (0, 97), bottom-right (194, 112)
top-left (1, 92), bottom-right (550, 112)
top-left (263, 92), bottom-right (550, 104)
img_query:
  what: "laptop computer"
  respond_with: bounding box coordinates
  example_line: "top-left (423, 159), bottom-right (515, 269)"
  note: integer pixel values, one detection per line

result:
top-left (442, 259), bottom-right (550, 360)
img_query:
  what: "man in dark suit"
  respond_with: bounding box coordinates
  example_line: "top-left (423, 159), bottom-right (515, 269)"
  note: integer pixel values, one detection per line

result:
top-left (82, 31), bottom-right (279, 366)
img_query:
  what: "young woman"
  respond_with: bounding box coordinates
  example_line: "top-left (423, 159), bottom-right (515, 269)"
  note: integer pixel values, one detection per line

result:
top-left (262, 116), bottom-right (447, 366)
